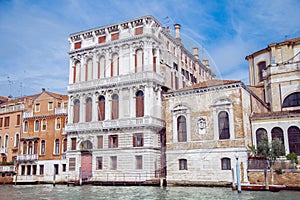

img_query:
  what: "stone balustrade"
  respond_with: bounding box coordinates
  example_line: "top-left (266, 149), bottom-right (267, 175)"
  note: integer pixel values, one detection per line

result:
top-left (0, 104), bottom-right (24, 114)
top-left (17, 154), bottom-right (38, 162)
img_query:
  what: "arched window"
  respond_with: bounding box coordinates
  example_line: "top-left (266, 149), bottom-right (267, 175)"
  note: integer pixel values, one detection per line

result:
top-left (34, 141), bottom-right (38, 154)
top-left (98, 56), bottom-right (105, 79)
top-left (4, 135), bottom-right (8, 148)
top-left (41, 119), bottom-right (47, 131)
top-left (179, 159), bottom-right (187, 170)
top-left (15, 133), bottom-right (19, 147)
top-left (256, 128), bottom-right (267, 146)
top-left (73, 99), bottom-right (80, 123)
top-left (86, 97), bottom-right (92, 122)
top-left (218, 111), bottom-right (230, 139)
top-left (34, 120), bottom-right (39, 132)
top-left (0, 136), bottom-right (2, 147)
top-left (86, 58), bottom-right (93, 81)
top-left (24, 121), bottom-right (28, 132)
top-left (56, 117), bottom-right (61, 129)
top-left (28, 141), bottom-right (33, 154)
top-left (283, 92), bottom-right (300, 108)
top-left (41, 140), bottom-right (45, 155)
top-left (135, 49), bottom-right (143, 72)
top-left (288, 126), bottom-right (300, 155)
top-left (73, 61), bottom-right (81, 83)
top-left (55, 139), bottom-right (60, 154)
top-left (112, 94), bottom-right (119, 120)
top-left (177, 115), bottom-right (187, 142)
top-left (136, 90), bottom-right (144, 117)
top-left (80, 140), bottom-right (93, 150)
top-left (63, 138), bottom-right (67, 152)
top-left (98, 96), bottom-right (105, 121)
top-left (221, 158), bottom-right (231, 170)
top-left (23, 142), bottom-right (27, 154)
top-left (271, 127), bottom-right (284, 144)
top-left (257, 61), bottom-right (266, 82)
top-left (111, 53), bottom-right (119, 77)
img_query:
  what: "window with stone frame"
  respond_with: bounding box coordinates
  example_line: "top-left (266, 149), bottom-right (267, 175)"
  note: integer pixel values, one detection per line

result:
top-left (135, 27), bottom-right (143, 35)
top-left (110, 156), bottom-right (117, 170)
top-left (63, 138), bottom-right (67, 152)
top-left (86, 97), bottom-right (92, 122)
top-left (98, 96), bottom-right (105, 121)
top-left (4, 116), bottom-right (9, 127)
top-left (96, 157), bottom-right (103, 170)
top-left (221, 158), bottom-right (231, 170)
top-left (98, 36), bottom-right (106, 44)
top-left (73, 99), bottom-right (80, 123)
top-left (24, 121), bottom-right (28, 132)
top-left (256, 128), bottom-right (267, 147)
top-left (71, 138), bottom-right (77, 150)
top-left (41, 119), bottom-right (47, 131)
top-left (16, 114), bottom-right (20, 126)
top-left (111, 33), bottom-right (119, 41)
top-left (271, 127), bottom-right (284, 145)
top-left (97, 136), bottom-right (103, 149)
top-left (48, 102), bottom-right (53, 110)
top-left (257, 61), bottom-right (266, 82)
top-left (40, 140), bottom-right (45, 155)
top-left (136, 155), bottom-right (143, 170)
top-left (108, 135), bottom-right (118, 148)
top-left (111, 94), bottom-right (119, 120)
top-left (177, 115), bottom-right (187, 142)
top-left (179, 159), bottom-right (187, 170)
top-left (74, 41), bottom-right (81, 49)
top-left (34, 120), bottom-right (39, 132)
top-left (218, 111), bottom-right (230, 139)
top-left (0, 117), bottom-right (2, 128)
top-left (136, 90), bottom-right (144, 117)
top-left (135, 49), bottom-right (143, 73)
top-left (69, 158), bottom-right (76, 171)
top-left (56, 117), bottom-right (61, 130)
top-left (283, 92), bottom-right (300, 108)
top-left (133, 133), bottom-right (144, 147)
top-left (54, 139), bottom-right (60, 154)
top-left (288, 126), bottom-right (300, 155)
top-left (39, 165), bottom-right (44, 175)
top-left (35, 103), bottom-right (40, 112)
top-left (111, 53), bottom-right (119, 77)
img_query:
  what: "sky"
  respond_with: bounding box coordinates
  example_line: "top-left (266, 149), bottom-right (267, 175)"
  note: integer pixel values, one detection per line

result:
top-left (0, 0), bottom-right (300, 98)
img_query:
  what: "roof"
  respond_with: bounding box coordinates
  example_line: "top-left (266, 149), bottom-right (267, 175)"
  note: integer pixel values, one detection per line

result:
top-left (166, 79), bottom-right (241, 94)
top-left (245, 36), bottom-right (300, 60)
top-left (0, 96), bottom-right (7, 103)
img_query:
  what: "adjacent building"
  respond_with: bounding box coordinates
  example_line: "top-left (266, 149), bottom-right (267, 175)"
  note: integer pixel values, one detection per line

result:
top-left (246, 37), bottom-right (300, 156)
top-left (14, 89), bottom-right (68, 183)
top-left (65, 15), bottom-right (214, 183)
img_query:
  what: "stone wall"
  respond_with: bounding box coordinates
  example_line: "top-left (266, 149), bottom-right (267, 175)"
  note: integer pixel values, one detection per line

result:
top-left (248, 169), bottom-right (300, 188)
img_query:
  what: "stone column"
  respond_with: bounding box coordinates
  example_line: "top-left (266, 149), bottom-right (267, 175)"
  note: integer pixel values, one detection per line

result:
top-left (80, 95), bottom-right (85, 123)
top-left (144, 86), bottom-right (150, 116)
top-left (92, 93), bottom-right (97, 121)
top-left (130, 87), bottom-right (135, 118)
top-left (283, 129), bottom-right (290, 154)
top-left (105, 92), bottom-right (111, 120)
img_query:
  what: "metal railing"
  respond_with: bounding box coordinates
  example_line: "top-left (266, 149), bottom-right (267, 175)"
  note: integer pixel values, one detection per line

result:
top-left (0, 104), bottom-right (24, 114)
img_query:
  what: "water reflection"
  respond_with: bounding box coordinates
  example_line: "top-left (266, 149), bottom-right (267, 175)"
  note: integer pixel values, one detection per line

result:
top-left (1, 185), bottom-right (299, 200)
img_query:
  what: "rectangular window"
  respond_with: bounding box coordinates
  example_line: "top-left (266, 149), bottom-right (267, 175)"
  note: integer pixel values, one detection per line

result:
top-left (133, 133), bottom-right (144, 147)
top-left (0, 117), bottom-right (3, 127)
top-left (98, 36), bottom-right (106, 43)
top-left (21, 165), bottom-right (25, 175)
top-left (57, 102), bottom-right (61, 108)
top-left (39, 165), bottom-right (44, 175)
top-left (221, 158), bottom-right (231, 170)
top-left (74, 42), bottom-right (81, 49)
top-left (16, 114), bottom-right (20, 126)
top-left (32, 165), bottom-right (37, 175)
top-left (69, 158), bottom-right (76, 171)
top-left (71, 138), bottom-right (77, 150)
top-left (108, 135), bottom-right (118, 148)
top-left (35, 103), bottom-right (40, 112)
top-left (4, 116), bottom-right (9, 127)
top-left (111, 33), bottom-right (119, 41)
top-left (62, 164), bottom-right (66, 172)
top-left (135, 27), bottom-right (143, 35)
top-left (54, 164), bottom-right (59, 175)
top-left (48, 102), bottom-right (53, 110)
top-left (110, 156), bottom-right (117, 170)
top-left (97, 136), bottom-right (103, 149)
top-left (136, 155), bottom-right (143, 170)
top-left (179, 159), bottom-right (187, 170)
top-left (96, 157), bottom-right (103, 170)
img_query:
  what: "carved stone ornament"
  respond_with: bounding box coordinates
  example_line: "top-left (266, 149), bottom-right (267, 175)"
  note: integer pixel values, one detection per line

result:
top-left (197, 116), bottom-right (207, 134)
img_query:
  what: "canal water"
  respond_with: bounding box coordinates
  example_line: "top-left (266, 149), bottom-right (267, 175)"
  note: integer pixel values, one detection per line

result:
top-left (1, 185), bottom-right (299, 200)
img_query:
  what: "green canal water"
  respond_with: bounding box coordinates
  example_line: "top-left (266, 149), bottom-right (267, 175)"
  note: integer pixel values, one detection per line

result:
top-left (0, 184), bottom-right (299, 200)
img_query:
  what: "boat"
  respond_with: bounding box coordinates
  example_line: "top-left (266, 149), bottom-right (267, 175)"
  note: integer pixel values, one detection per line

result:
top-left (233, 184), bottom-right (286, 192)
top-left (269, 185), bottom-right (286, 192)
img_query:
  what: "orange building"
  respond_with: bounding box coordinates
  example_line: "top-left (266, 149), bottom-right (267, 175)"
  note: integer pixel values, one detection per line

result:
top-left (15, 89), bottom-right (68, 183)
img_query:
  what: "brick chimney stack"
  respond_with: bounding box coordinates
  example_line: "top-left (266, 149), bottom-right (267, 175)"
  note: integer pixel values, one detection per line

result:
top-left (174, 24), bottom-right (181, 42)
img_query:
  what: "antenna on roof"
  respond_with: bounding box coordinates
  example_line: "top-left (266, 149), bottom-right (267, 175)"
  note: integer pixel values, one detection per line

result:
top-left (7, 76), bottom-right (14, 97)
top-left (20, 82), bottom-right (23, 97)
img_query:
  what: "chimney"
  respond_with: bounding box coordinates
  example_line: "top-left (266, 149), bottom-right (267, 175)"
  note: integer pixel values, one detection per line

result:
top-left (202, 60), bottom-right (210, 68)
top-left (42, 88), bottom-right (45, 92)
top-left (193, 47), bottom-right (199, 59)
top-left (174, 24), bottom-right (181, 42)
top-left (7, 95), bottom-right (12, 101)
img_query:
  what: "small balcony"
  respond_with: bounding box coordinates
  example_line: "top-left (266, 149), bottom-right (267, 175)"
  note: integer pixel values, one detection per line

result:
top-left (0, 148), bottom-right (7, 154)
top-left (23, 111), bottom-right (33, 118)
top-left (0, 104), bottom-right (24, 114)
top-left (16, 154), bottom-right (38, 162)
top-left (0, 165), bottom-right (15, 172)
top-left (55, 107), bottom-right (67, 115)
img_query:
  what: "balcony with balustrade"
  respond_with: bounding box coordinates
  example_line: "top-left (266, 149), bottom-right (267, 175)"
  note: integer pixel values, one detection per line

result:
top-left (0, 104), bottom-right (24, 114)
top-left (68, 71), bottom-right (164, 93)
top-left (23, 111), bottom-right (33, 119)
top-left (0, 165), bottom-right (15, 172)
top-left (0, 148), bottom-right (7, 154)
top-left (55, 107), bottom-right (68, 115)
top-left (66, 116), bottom-right (165, 132)
top-left (16, 154), bottom-right (38, 162)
